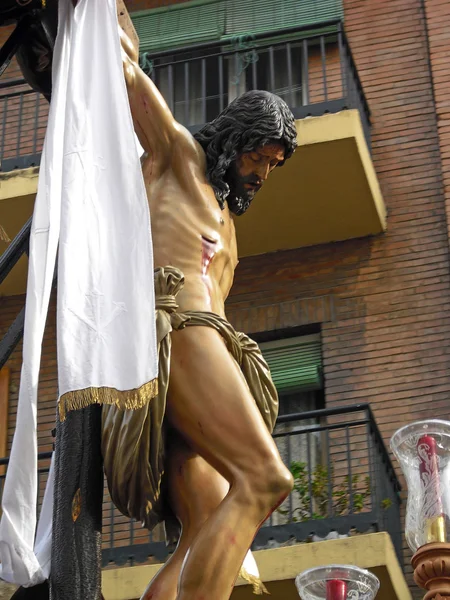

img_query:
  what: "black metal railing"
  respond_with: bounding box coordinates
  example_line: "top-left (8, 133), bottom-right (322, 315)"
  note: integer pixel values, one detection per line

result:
top-left (0, 404), bottom-right (402, 569)
top-left (0, 20), bottom-right (370, 173)
top-left (144, 22), bottom-right (370, 139)
top-left (255, 404), bottom-right (402, 563)
top-left (0, 216), bottom-right (31, 370)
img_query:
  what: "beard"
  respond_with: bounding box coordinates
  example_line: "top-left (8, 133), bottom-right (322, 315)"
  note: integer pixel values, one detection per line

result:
top-left (225, 164), bottom-right (261, 216)
top-left (226, 188), bottom-right (256, 216)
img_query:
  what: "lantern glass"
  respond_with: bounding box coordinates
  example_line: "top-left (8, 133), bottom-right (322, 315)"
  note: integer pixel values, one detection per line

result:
top-left (390, 419), bottom-right (450, 552)
top-left (295, 565), bottom-right (380, 600)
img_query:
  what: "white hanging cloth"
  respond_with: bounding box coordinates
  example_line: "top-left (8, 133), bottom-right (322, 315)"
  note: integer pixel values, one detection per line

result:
top-left (0, 0), bottom-right (157, 585)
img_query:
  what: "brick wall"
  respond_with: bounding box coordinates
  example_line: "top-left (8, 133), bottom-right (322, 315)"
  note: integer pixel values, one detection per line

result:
top-left (423, 0), bottom-right (450, 251)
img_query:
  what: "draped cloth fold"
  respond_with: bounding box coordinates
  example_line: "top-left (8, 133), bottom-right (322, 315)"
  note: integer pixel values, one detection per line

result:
top-left (0, 0), bottom-right (157, 586)
top-left (102, 266), bottom-right (278, 594)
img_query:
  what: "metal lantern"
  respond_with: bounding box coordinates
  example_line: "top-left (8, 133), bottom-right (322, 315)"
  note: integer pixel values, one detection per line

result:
top-left (295, 565), bottom-right (380, 600)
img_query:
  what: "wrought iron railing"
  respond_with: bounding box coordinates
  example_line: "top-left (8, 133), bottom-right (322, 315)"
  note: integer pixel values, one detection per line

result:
top-left (255, 404), bottom-right (402, 562)
top-left (0, 20), bottom-right (370, 173)
top-left (0, 404), bottom-right (402, 569)
top-left (0, 216), bottom-right (31, 370)
top-left (144, 21), bottom-right (370, 142)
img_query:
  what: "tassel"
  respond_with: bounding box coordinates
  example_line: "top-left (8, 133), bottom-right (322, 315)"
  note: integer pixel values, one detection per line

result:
top-left (239, 566), bottom-right (270, 595)
top-left (0, 224), bottom-right (10, 242)
top-left (58, 377), bottom-right (158, 420)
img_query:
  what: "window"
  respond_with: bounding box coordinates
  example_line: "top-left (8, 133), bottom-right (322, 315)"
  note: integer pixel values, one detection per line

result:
top-left (260, 334), bottom-right (323, 398)
top-left (259, 334), bottom-right (324, 526)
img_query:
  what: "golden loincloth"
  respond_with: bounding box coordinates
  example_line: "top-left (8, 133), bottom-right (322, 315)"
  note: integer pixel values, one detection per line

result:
top-left (102, 266), bottom-right (278, 546)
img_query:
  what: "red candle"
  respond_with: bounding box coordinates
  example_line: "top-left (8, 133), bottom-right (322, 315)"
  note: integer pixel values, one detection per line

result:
top-left (326, 579), bottom-right (347, 600)
top-left (417, 434), bottom-right (443, 516)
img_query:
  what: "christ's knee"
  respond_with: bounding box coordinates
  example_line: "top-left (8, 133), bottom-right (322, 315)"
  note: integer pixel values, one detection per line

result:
top-left (233, 459), bottom-right (293, 521)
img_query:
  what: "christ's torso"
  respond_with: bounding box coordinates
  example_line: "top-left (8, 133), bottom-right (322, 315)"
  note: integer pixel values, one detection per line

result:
top-left (142, 126), bottom-right (238, 317)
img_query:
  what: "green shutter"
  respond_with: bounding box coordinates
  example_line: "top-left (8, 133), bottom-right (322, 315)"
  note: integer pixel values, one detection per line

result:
top-left (261, 335), bottom-right (323, 394)
top-left (223, 0), bottom-right (343, 40)
top-left (132, 0), bottom-right (343, 54)
top-left (132, 0), bottom-right (226, 54)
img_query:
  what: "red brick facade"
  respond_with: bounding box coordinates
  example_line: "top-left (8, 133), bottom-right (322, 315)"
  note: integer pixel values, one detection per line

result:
top-left (1, 0), bottom-right (450, 593)
top-left (423, 0), bottom-right (450, 246)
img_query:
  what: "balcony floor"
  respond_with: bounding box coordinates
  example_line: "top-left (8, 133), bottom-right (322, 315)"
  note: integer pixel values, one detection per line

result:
top-left (102, 532), bottom-right (410, 600)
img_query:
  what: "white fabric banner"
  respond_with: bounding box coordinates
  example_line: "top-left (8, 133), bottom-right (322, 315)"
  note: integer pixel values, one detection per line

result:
top-left (0, 0), bottom-right (157, 586)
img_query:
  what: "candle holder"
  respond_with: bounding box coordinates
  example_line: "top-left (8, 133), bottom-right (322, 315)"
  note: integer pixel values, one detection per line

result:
top-left (295, 565), bottom-right (380, 599)
top-left (390, 420), bottom-right (450, 600)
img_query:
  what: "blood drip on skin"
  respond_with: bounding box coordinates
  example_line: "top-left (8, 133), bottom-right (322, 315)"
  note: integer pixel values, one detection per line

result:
top-left (256, 491), bottom-right (290, 530)
top-left (267, 492), bottom-right (290, 522)
top-left (201, 236), bottom-right (218, 306)
top-left (229, 532), bottom-right (237, 545)
top-left (144, 581), bottom-right (163, 600)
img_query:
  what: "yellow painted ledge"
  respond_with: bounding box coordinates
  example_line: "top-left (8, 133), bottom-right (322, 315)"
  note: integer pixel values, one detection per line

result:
top-left (0, 166), bottom-right (39, 202)
top-left (102, 532), bottom-right (411, 600)
top-left (235, 109), bottom-right (387, 257)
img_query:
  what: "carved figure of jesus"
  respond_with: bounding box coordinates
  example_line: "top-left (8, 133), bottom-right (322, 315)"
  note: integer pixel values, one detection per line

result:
top-left (109, 18), bottom-right (298, 600)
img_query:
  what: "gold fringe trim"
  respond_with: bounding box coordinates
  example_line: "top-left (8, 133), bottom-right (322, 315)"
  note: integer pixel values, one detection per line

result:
top-left (0, 224), bottom-right (10, 243)
top-left (58, 377), bottom-right (158, 421)
top-left (239, 567), bottom-right (270, 596)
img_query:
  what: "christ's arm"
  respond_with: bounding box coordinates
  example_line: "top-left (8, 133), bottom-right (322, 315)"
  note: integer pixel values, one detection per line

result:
top-left (119, 27), bottom-right (178, 159)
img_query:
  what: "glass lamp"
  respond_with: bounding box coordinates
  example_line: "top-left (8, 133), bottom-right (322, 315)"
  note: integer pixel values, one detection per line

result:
top-left (390, 419), bottom-right (450, 552)
top-left (295, 565), bottom-right (380, 600)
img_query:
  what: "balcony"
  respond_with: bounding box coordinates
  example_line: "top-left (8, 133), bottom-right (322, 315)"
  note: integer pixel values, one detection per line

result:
top-left (0, 405), bottom-right (409, 599)
top-left (0, 21), bottom-right (386, 295)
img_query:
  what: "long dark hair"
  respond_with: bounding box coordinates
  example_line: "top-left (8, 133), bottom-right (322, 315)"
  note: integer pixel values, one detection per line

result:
top-left (194, 90), bottom-right (297, 209)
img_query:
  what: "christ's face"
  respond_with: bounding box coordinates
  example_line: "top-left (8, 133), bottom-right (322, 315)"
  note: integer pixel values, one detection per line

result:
top-left (226, 143), bottom-right (285, 216)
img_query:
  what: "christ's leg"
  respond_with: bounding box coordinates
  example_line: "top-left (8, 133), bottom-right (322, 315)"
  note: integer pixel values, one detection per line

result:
top-left (166, 326), bottom-right (293, 600)
top-left (141, 434), bottom-right (228, 600)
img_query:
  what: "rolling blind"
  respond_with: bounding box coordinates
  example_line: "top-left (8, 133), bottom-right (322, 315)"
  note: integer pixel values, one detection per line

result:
top-left (260, 334), bottom-right (323, 394)
top-left (224, 0), bottom-right (343, 40)
top-left (132, 0), bottom-right (343, 53)
top-left (132, 0), bottom-right (225, 53)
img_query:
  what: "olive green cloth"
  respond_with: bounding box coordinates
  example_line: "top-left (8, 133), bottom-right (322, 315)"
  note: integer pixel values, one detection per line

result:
top-left (102, 266), bottom-right (278, 542)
